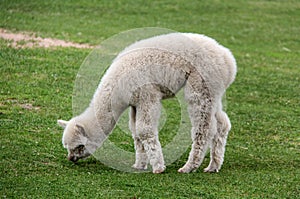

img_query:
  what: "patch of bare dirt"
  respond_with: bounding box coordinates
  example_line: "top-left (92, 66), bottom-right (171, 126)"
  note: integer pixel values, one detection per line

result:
top-left (0, 28), bottom-right (94, 49)
top-left (20, 103), bottom-right (41, 111)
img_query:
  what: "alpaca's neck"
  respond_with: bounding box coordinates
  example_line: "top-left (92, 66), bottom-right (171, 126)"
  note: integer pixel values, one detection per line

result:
top-left (88, 82), bottom-right (127, 135)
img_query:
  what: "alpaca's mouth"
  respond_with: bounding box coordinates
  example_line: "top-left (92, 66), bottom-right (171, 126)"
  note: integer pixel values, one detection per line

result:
top-left (68, 155), bottom-right (79, 163)
top-left (68, 153), bottom-right (91, 163)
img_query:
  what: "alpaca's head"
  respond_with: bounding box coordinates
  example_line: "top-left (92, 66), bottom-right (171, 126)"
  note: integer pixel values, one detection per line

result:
top-left (57, 118), bottom-right (98, 163)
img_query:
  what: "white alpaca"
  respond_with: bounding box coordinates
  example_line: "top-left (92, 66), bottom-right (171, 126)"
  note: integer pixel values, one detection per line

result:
top-left (58, 33), bottom-right (237, 173)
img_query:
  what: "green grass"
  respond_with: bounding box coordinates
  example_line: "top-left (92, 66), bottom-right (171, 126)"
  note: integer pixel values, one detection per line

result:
top-left (1, 0), bottom-right (299, 198)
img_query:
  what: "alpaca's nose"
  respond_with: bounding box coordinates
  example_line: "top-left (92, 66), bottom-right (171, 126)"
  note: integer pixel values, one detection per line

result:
top-left (68, 155), bottom-right (78, 162)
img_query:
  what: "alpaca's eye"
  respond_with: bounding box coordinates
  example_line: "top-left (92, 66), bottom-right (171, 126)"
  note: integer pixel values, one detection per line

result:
top-left (75, 145), bottom-right (85, 154)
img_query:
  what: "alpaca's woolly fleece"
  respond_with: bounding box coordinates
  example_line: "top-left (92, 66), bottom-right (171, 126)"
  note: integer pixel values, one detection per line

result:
top-left (58, 33), bottom-right (237, 173)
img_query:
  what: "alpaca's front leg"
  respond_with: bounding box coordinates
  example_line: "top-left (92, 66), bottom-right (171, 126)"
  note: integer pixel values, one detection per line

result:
top-left (141, 135), bottom-right (165, 173)
top-left (136, 100), bottom-right (165, 174)
top-left (129, 106), bottom-right (148, 170)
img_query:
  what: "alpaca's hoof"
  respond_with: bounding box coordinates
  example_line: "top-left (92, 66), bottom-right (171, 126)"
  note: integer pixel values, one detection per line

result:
top-left (152, 165), bottom-right (165, 174)
top-left (153, 168), bottom-right (165, 174)
top-left (178, 168), bottom-right (186, 173)
top-left (178, 164), bottom-right (198, 173)
top-left (178, 167), bottom-right (191, 173)
top-left (204, 162), bottom-right (220, 173)
top-left (204, 166), bottom-right (219, 173)
top-left (132, 164), bottom-right (147, 170)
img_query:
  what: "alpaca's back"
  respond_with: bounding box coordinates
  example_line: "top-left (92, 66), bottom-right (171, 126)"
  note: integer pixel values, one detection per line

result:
top-left (102, 33), bottom-right (237, 99)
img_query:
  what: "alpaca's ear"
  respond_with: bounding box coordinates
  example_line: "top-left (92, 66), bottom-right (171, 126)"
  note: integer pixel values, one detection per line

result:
top-left (57, 120), bottom-right (68, 129)
top-left (75, 123), bottom-right (88, 137)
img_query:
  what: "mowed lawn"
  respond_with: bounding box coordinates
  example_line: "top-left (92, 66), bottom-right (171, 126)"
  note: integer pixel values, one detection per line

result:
top-left (0, 0), bottom-right (299, 198)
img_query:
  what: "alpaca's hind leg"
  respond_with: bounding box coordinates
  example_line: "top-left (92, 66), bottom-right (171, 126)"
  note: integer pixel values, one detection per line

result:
top-left (204, 106), bottom-right (231, 173)
top-left (129, 106), bottom-right (148, 170)
top-left (178, 84), bottom-right (217, 173)
top-left (135, 99), bottom-right (165, 174)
